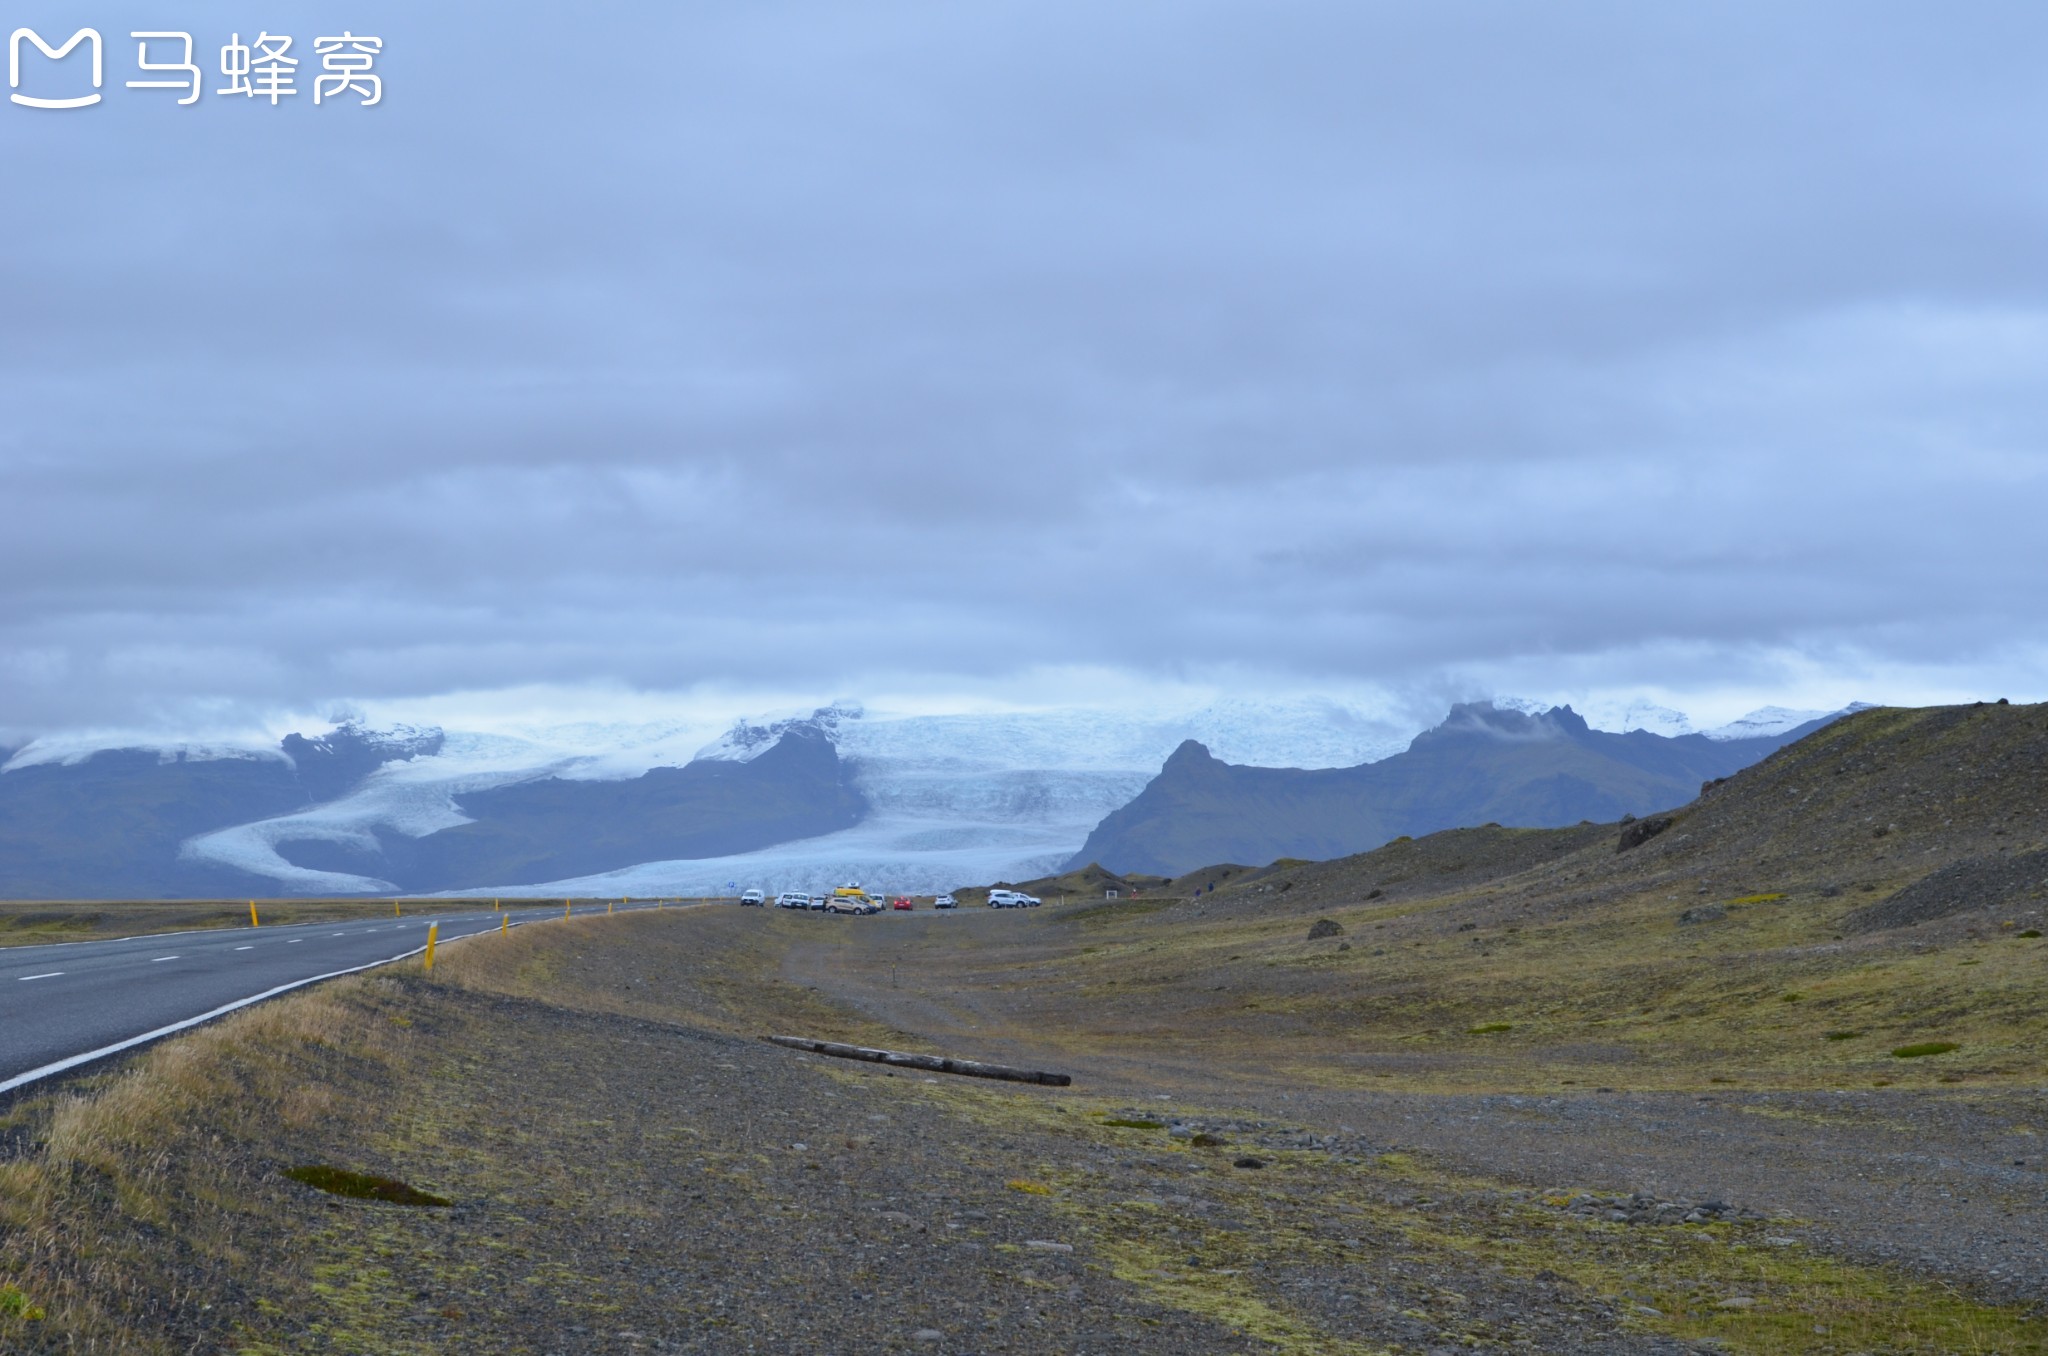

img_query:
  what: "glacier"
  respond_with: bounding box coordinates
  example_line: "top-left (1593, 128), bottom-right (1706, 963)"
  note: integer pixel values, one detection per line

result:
top-left (165, 694), bottom-right (1864, 898)
top-left (174, 697), bottom-right (1411, 897)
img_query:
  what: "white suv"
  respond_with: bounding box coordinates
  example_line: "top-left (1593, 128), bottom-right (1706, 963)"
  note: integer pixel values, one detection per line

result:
top-left (774, 891), bottom-right (810, 909)
top-left (988, 890), bottom-right (1037, 908)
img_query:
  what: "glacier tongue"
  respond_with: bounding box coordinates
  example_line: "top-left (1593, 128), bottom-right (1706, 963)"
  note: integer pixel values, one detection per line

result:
top-left (434, 697), bottom-right (1413, 898)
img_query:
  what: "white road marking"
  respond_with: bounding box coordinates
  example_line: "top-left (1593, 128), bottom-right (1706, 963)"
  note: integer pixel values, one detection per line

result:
top-left (288, 939), bottom-right (303, 944)
top-left (151, 956), bottom-right (180, 962)
top-left (0, 940), bottom-right (436, 1097)
top-left (17, 972), bottom-right (62, 981)
top-left (234, 945), bottom-right (254, 951)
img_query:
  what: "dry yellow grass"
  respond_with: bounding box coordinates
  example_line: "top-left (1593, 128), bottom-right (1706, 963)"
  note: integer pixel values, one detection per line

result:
top-left (0, 976), bottom-right (417, 1351)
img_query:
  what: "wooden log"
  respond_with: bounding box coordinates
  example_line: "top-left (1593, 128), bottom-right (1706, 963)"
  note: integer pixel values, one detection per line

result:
top-left (762, 1035), bottom-right (1072, 1087)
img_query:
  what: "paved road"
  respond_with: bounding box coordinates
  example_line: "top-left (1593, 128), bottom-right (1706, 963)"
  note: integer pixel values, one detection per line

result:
top-left (0, 902), bottom-right (661, 1094)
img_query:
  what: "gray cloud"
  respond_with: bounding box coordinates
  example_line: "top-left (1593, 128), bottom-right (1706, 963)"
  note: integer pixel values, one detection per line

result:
top-left (3, 1), bottom-right (2046, 735)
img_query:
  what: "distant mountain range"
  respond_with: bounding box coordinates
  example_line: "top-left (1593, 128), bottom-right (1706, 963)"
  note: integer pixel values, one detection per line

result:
top-left (0, 698), bottom-right (1856, 899)
top-left (1064, 701), bottom-right (1854, 878)
top-left (0, 725), bottom-right (444, 898)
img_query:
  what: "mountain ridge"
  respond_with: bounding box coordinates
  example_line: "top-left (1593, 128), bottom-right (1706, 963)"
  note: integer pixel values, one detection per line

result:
top-left (1064, 700), bottom-right (1849, 877)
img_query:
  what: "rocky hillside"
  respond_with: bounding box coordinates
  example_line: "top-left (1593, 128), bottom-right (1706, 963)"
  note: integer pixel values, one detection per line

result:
top-left (1066, 701), bottom-right (1842, 877)
top-left (1145, 699), bottom-right (2048, 939)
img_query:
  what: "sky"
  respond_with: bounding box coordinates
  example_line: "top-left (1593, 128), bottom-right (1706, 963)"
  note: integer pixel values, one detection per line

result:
top-left (4, 1), bottom-right (2045, 747)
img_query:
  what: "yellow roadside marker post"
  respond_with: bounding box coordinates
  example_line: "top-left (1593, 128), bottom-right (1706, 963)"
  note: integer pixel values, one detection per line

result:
top-left (501, 915), bottom-right (508, 937)
top-left (395, 900), bottom-right (401, 917)
top-left (249, 900), bottom-right (259, 928)
top-left (564, 900), bottom-right (571, 919)
top-left (609, 899), bottom-right (615, 916)
top-left (424, 923), bottom-right (439, 972)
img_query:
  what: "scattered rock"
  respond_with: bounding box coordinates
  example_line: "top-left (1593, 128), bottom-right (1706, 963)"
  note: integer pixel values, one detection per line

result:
top-left (1307, 918), bottom-right (1344, 941)
top-left (1843, 848), bottom-right (2048, 933)
top-left (1024, 1240), bottom-right (1073, 1253)
top-left (1232, 1157), bottom-right (1267, 1170)
top-left (1678, 904), bottom-right (1727, 926)
top-left (1617, 816), bottom-right (1675, 853)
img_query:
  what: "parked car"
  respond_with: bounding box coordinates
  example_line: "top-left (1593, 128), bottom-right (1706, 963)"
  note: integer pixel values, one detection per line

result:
top-left (987, 890), bottom-right (1025, 908)
top-left (807, 894), bottom-right (827, 911)
top-left (891, 896), bottom-right (913, 910)
top-left (740, 889), bottom-right (766, 907)
top-left (774, 891), bottom-right (810, 909)
top-left (824, 895), bottom-right (865, 915)
top-left (933, 894), bottom-right (956, 909)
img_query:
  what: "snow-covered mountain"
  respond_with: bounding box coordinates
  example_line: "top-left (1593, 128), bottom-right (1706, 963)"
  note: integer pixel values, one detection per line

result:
top-left (1, 696), bottom-right (1869, 899)
top-left (187, 697), bottom-right (1415, 897)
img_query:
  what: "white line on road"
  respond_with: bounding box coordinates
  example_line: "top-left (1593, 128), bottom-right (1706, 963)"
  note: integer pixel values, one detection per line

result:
top-left (151, 956), bottom-right (180, 963)
top-left (234, 946), bottom-right (254, 951)
top-left (0, 942), bottom-right (435, 1097)
top-left (288, 939), bottom-right (302, 944)
top-left (17, 972), bottom-right (62, 981)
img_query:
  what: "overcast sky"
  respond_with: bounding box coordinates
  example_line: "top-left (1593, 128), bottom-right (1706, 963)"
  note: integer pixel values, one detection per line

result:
top-left (3, 1), bottom-right (2044, 743)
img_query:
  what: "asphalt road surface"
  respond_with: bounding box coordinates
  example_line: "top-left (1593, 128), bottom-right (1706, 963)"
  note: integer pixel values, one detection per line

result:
top-left (0, 902), bottom-right (663, 1095)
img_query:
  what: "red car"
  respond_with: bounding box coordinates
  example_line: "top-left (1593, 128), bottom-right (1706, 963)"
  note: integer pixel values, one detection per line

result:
top-left (891, 897), bottom-right (914, 910)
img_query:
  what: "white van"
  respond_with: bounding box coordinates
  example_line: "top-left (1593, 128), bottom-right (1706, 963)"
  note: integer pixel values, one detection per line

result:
top-left (774, 891), bottom-right (810, 909)
top-left (740, 889), bottom-right (766, 906)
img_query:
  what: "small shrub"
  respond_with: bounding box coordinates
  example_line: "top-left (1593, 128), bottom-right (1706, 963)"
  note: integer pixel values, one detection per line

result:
top-left (1307, 918), bottom-right (1344, 941)
top-left (1824, 1030), bottom-right (1864, 1041)
top-left (2020, 930), bottom-right (2043, 939)
top-left (0, 1284), bottom-right (44, 1320)
top-left (1890, 1042), bottom-right (1959, 1059)
top-left (1006, 1178), bottom-right (1053, 1195)
top-left (1101, 1118), bottom-right (1162, 1130)
top-left (1731, 893), bottom-right (1786, 905)
top-left (1780, 992), bottom-right (1803, 1002)
top-left (1468, 1022), bottom-right (1514, 1034)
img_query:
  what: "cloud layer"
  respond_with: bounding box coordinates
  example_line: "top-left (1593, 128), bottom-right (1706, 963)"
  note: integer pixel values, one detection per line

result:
top-left (3, 2), bottom-right (2045, 737)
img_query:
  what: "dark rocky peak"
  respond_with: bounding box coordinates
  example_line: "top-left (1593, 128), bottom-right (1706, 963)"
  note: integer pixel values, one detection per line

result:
top-left (280, 721), bottom-right (445, 803)
top-left (700, 703), bottom-right (862, 763)
top-left (1411, 701), bottom-right (1591, 748)
top-left (1161, 739), bottom-right (1223, 774)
